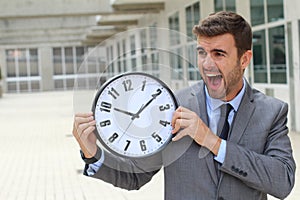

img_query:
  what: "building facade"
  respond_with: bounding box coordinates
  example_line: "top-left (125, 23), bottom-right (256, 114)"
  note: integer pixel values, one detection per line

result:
top-left (0, 0), bottom-right (299, 131)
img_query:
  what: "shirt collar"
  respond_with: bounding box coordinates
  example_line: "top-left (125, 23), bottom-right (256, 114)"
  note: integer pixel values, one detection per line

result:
top-left (205, 78), bottom-right (246, 112)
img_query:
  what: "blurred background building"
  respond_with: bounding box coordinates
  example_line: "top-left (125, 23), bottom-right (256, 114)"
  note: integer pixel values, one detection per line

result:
top-left (0, 0), bottom-right (299, 132)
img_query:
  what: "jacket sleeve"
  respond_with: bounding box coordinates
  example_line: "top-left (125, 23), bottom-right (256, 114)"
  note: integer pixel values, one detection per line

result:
top-left (220, 102), bottom-right (296, 199)
top-left (86, 149), bottom-right (163, 190)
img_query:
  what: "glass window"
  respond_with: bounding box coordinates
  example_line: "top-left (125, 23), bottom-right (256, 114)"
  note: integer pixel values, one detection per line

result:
top-left (18, 49), bottom-right (27, 77)
top-left (142, 55), bottom-right (147, 65)
top-left (170, 48), bottom-right (183, 79)
top-left (122, 39), bottom-right (127, 71)
top-left (5, 48), bottom-right (40, 93)
top-left (131, 57), bottom-right (136, 69)
top-left (54, 80), bottom-right (64, 89)
top-left (186, 2), bottom-right (200, 40)
top-left (251, 0), bottom-right (284, 26)
top-left (214, 0), bottom-right (223, 12)
top-left (19, 81), bottom-right (28, 92)
top-left (215, 0), bottom-right (236, 12)
top-left (269, 26), bottom-right (286, 83)
top-left (253, 30), bottom-right (267, 83)
top-left (225, 0), bottom-right (236, 12)
top-left (151, 52), bottom-right (159, 64)
top-left (267, 0), bottom-right (284, 23)
top-left (140, 29), bottom-right (147, 53)
top-left (66, 79), bottom-right (74, 89)
top-left (6, 50), bottom-right (16, 77)
top-left (76, 47), bottom-right (85, 71)
top-left (187, 43), bottom-right (200, 80)
top-left (130, 35), bottom-right (136, 55)
top-left (169, 12), bottom-right (180, 45)
top-left (250, 0), bottom-right (265, 26)
top-left (7, 82), bottom-right (17, 92)
top-left (109, 45), bottom-right (114, 72)
top-left (53, 48), bottom-right (63, 75)
top-left (31, 81), bottom-right (40, 91)
top-left (65, 47), bottom-right (74, 74)
top-left (117, 42), bottom-right (122, 72)
top-left (149, 24), bottom-right (157, 48)
top-left (186, 6), bottom-right (193, 38)
top-left (29, 49), bottom-right (39, 76)
top-left (87, 57), bottom-right (97, 74)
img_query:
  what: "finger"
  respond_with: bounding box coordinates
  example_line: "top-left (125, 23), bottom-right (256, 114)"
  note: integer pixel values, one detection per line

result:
top-left (172, 107), bottom-right (184, 127)
top-left (172, 118), bottom-right (190, 134)
top-left (172, 129), bottom-right (187, 141)
top-left (74, 112), bottom-right (94, 118)
top-left (172, 108), bottom-right (194, 126)
top-left (172, 119), bottom-right (181, 134)
top-left (74, 115), bottom-right (94, 129)
top-left (175, 106), bottom-right (191, 113)
top-left (80, 125), bottom-right (96, 139)
top-left (77, 120), bottom-right (96, 136)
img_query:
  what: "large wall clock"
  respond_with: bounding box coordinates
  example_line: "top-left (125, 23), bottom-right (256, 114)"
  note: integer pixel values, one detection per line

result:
top-left (92, 72), bottom-right (178, 158)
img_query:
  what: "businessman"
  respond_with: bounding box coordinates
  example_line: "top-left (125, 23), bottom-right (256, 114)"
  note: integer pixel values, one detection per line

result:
top-left (73, 11), bottom-right (295, 200)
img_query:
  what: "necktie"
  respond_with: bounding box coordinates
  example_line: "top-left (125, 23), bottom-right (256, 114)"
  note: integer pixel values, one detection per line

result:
top-left (219, 104), bottom-right (233, 140)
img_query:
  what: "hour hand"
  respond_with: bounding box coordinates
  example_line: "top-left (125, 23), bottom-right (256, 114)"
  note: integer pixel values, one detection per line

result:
top-left (114, 107), bottom-right (136, 117)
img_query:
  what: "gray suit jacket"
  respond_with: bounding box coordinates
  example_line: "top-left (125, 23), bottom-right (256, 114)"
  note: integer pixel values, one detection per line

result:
top-left (87, 80), bottom-right (296, 200)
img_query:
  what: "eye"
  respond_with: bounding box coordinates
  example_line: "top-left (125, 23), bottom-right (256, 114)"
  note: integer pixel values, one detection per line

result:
top-left (213, 51), bottom-right (225, 57)
top-left (197, 49), bottom-right (207, 57)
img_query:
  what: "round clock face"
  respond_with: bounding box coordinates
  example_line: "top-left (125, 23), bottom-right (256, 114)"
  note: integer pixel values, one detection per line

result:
top-left (92, 72), bottom-right (178, 158)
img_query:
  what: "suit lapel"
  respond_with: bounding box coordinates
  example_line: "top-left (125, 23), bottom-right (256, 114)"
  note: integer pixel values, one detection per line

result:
top-left (228, 81), bottom-right (255, 143)
top-left (189, 81), bottom-right (218, 186)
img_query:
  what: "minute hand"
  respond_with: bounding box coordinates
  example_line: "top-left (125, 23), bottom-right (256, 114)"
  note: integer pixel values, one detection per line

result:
top-left (132, 88), bottom-right (162, 120)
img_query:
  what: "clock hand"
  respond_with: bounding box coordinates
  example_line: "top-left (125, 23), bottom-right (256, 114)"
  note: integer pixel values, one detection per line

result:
top-left (118, 89), bottom-right (162, 142)
top-left (131, 88), bottom-right (162, 120)
top-left (117, 119), bottom-right (135, 143)
top-left (114, 107), bottom-right (136, 117)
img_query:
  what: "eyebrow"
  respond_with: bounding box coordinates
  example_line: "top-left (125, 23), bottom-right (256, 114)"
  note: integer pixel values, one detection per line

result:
top-left (196, 46), bottom-right (228, 55)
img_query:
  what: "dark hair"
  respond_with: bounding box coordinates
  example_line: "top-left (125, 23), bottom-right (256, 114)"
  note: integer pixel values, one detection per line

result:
top-left (193, 11), bottom-right (252, 58)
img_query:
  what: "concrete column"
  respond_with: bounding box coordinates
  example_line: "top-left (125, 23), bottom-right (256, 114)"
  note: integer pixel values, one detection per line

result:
top-left (200, 0), bottom-right (214, 18)
top-left (39, 46), bottom-right (54, 91)
top-left (291, 21), bottom-right (300, 132)
top-left (0, 49), bottom-right (7, 92)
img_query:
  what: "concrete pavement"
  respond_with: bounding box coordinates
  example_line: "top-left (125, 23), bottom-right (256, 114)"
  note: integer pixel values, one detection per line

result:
top-left (0, 91), bottom-right (298, 199)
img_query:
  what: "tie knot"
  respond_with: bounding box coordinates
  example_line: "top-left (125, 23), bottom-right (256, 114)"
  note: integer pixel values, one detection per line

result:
top-left (225, 103), bottom-right (233, 117)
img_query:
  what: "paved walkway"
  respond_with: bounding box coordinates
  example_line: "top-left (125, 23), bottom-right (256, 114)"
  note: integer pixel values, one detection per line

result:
top-left (0, 91), bottom-right (298, 200)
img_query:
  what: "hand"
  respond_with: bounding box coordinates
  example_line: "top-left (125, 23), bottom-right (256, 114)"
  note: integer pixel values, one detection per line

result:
top-left (73, 112), bottom-right (97, 158)
top-left (114, 107), bottom-right (136, 117)
top-left (132, 88), bottom-right (162, 120)
top-left (171, 106), bottom-right (221, 155)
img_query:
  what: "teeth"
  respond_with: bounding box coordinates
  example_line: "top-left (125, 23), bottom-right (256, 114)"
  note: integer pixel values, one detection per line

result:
top-left (206, 74), bottom-right (222, 78)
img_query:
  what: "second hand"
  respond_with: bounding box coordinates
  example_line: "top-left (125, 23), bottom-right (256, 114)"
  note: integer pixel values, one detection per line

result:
top-left (117, 104), bottom-right (144, 143)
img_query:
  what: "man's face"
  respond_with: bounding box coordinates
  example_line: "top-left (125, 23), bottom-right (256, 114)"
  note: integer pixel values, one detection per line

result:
top-left (197, 33), bottom-right (251, 101)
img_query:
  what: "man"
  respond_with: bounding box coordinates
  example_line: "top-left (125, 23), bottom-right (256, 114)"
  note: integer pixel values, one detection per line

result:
top-left (73, 11), bottom-right (295, 200)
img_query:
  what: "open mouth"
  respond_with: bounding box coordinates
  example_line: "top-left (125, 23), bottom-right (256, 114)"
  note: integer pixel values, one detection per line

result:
top-left (206, 73), bottom-right (223, 89)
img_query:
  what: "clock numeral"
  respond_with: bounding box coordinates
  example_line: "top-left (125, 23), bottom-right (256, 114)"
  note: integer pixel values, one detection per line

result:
top-left (124, 140), bottom-right (131, 151)
top-left (141, 80), bottom-right (146, 91)
top-left (100, 101), bottom-right (112, 112)
top-left (140, 140), bottom-right (147, 151)
top-left (151, 132), bottom-right (162, 142)
top-left (122, 79), bottom-right (133, 92)
top-left (100, 120), bottom-right (111, 127)
top-left (159, 104), bottom-right (170, 111)
top-left (108, 87), bottom-right (120, 99)
top-left (152, 88), bottom-right (162, 98)
top-left (108, 133), bottom-right (119, 143)
top-left (159, 120), bottom-right (171, 127)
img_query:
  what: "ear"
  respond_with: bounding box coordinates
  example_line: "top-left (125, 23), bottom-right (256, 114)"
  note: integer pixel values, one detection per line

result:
top-left (240, 50), bottom-right (252, 70)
